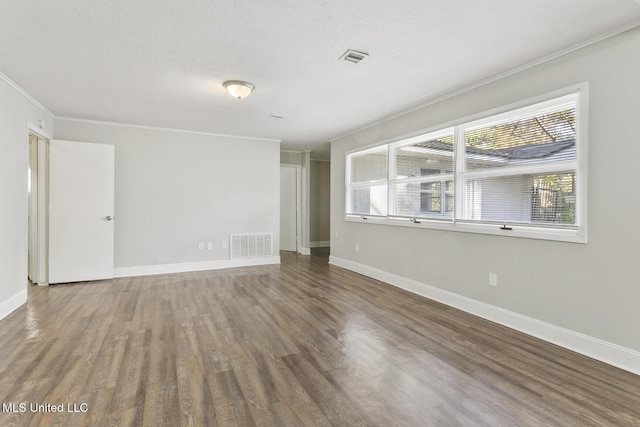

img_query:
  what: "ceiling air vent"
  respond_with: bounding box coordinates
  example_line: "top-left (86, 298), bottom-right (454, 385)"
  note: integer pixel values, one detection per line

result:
top-left (339, 49), bottom-right (369, 64)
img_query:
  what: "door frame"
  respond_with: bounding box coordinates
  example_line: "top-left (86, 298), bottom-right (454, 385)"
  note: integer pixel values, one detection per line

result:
top-left (280, 164), bottom-right (302, 253)
top-left (26, 123), bottom-right (51, 286)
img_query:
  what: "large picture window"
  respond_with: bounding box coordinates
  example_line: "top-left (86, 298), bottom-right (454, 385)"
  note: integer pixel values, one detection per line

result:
top-left (345, 87), bottom-right (587, 242)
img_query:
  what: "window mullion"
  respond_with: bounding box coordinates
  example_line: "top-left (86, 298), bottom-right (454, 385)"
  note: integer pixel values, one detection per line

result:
top-left (388, 144), bottom-right (396, 217)
top-left (392, 174), bottom-right (454, 185)
top-left (454, 125), bottom-right (466, 221)
top-left (459, 161), bottom-right (577, 181)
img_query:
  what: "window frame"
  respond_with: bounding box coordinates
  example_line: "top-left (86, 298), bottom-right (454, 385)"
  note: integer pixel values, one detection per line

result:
top-left (344, 83), bottom-right (589, 243)
top-left (345, 145), bottom-right (389, 218)
top-left (389, 127), bottom-right (455, 221)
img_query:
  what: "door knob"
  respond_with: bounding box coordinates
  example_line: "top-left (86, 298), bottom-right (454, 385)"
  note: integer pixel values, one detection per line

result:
top-left (105, 215), bottom-right (113, 221)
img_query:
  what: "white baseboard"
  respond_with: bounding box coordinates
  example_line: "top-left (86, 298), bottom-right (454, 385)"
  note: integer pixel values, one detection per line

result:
top-left (329, 255), bottom-right (640, 376)
top-left (299, 247), bottom-right (311, 255)
top-left (310, 241), bottom-right (330, 248)
top-left (114, 256), bottom-right (281, 278)
top-left (0, 289), bottom-right (27, 321)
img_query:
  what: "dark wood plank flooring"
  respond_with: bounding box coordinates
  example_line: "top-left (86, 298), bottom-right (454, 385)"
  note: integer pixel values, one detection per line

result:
top-left (1, 249), bottom-right (639, 426)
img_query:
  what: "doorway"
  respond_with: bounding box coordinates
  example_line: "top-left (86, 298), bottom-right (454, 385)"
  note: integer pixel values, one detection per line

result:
top-left (26, 134), bottom-right (116, 285)
top-left (27, 129), bottom-right (49, 286)
top-left (280, 165), bottom-right (301, 252)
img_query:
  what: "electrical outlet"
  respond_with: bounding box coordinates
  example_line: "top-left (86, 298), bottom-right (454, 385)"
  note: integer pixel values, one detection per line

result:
top-left (222, 241), bottom-right (227, 249)
top-left (489, 272), bottom-right (498, 287)
top-left (355, 243), bottom-right (360, 252)
top-left (207, 242), bottom-right (213, 250)
top-left (198, 243), bottom-right (204, 251)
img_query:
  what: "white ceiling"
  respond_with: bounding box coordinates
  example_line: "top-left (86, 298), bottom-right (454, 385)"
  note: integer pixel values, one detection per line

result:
top-left (2, 1), bottom-right (640, 158)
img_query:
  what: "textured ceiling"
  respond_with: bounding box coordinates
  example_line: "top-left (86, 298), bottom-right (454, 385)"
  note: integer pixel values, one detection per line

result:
top-left (2, 1), bottom-right (640, 158)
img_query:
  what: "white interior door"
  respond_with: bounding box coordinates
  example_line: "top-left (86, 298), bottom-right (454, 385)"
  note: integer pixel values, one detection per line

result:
top-left (49, 140), bottom-right (115, 284)
top-left (280, 166), bottom-right (297, 252)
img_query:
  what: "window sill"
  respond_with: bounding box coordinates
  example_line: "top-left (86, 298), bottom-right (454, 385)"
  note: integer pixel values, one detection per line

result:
top-left (344, 215), bottom-right (587, 244)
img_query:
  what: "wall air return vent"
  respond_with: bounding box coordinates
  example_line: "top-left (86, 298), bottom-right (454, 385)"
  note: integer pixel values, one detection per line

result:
top-left (339, 49), bottom-right (369, 64)
top-left (230, 233), bottom-right (273, 259)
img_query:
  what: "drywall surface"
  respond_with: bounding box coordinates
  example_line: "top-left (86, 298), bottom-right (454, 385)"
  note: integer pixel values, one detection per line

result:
top-left (54, 120), bottom-right (280, 268)
top-left (331, 27), bottom-right (640, 353)
top-left (0, 76), bottom-right (53, 319)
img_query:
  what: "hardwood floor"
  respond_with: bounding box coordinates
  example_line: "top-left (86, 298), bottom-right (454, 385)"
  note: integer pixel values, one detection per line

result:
top-left (1, 250), bottom-right (639, 426)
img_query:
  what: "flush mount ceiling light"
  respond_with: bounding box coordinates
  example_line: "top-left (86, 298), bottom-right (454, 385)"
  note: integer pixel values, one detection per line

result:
top-left (223, 80), bottom-right (254, 99)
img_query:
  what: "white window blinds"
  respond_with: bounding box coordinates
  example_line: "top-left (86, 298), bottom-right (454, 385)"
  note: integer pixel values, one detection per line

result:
top-left (346, 146), bottom-right (388, 217)
top-left (458, 94), bottom-right (578, 228)
top-left (391, 128), bottom-right (454, 220)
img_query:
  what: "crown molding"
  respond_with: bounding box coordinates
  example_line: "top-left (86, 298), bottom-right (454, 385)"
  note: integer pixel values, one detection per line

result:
top-left (55, 117), bottom-right (281, 143)
top-left (0, 71), bottom-right (54, 118)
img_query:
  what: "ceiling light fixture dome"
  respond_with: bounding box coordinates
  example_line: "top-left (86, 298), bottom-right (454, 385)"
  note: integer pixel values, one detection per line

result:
top-left (223, 80), bottom-right (254, 99)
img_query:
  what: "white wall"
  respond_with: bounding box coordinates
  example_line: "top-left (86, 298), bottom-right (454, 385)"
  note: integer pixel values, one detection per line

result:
top-left (331, 27), bottom-right (640, 370)
top-left (0, 75), bottom-right (54, 319)
top-left (54, 119), bottom-right (280, 272)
